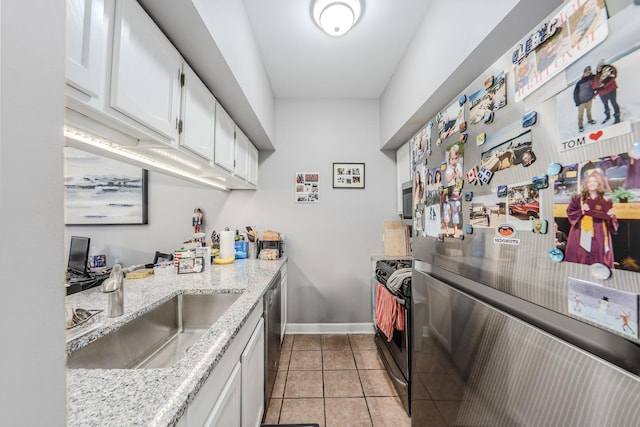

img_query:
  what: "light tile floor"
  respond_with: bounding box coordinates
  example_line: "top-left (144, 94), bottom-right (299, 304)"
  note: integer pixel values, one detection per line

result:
top-left (263, 333), bottom-right (411, 427)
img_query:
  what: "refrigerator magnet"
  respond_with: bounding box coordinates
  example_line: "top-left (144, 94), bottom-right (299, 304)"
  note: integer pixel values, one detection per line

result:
top-left (497, 185), bottom-right (508, 197)
top-left (532, 175), bottom-right (549, 190)
top-left (458, 94), bottom-right (467, 106)
top-left (464, 224), bottom-right (473, 234)
top-left (629, 141), bottom-right (640, 159)
top-left (522, 110), bottom-right (537, 128)
top-left (484, 75), bottom-right (494, 89)
top-left (532, 218), bottom-right (548, 234)
top-left (477, 166), bottom-right (493, 185)
top-left (476, 133), bottom-right (486, 146)
top-left (464, 191), bottom-right (473, 201)
top-left (590, 263), bottom-right (612, 280)
top-left (547, 162), bottom-right (562, 176)
top-left (549, 248), bottom-right (564, 262)
top-left (483, 110), bottom-right (494, 124)
top-left (466, 167), bottom-right (479, 185)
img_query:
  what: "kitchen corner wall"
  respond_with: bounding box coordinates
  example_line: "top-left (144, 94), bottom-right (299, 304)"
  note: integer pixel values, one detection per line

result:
top-left (213, 99), bottom-right (399, 325)
top-left (66, 172), bottom-right (229, 266)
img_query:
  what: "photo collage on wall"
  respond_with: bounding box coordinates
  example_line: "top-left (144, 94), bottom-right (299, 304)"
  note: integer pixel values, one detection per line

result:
top-left (295, 172), bottom-right (319, 203)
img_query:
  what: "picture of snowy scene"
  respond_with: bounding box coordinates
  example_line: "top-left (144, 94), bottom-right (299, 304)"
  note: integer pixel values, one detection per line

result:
top-left (569, 277), bottom-right (638, 339)
top-left (64, 147), bottom-right (148, 225)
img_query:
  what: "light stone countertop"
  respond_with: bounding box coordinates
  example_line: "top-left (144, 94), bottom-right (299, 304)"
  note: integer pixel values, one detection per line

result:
top-left (65, 257), bottom-right (286, 427)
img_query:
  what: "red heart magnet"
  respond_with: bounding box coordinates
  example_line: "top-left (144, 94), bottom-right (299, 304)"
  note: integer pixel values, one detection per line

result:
top-left (589, 130), bottom-right (603, 141)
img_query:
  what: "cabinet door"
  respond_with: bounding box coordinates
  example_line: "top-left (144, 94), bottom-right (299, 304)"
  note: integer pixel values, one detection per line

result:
top-left (180, 64), bottom-right (216, 161)
top-left (247, 143), bottom-right (259, 187)
top-left (241, 317), bottom-right (264, 427)
top-left (214, 103), bottom-right (235, 173)
top-left (280, 267), bottom-right (287, 341)
top-left (111, 0), bottom-right (182, 141)
top-left (66, 0), bottom-right (107, 97)
top-left (205, 361), bottom-right (242, 427)
top-left (234, 128), bottom-right (249, 180)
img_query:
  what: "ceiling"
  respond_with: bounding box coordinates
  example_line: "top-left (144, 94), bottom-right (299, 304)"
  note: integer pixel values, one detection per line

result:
top-left (241, 0), bottom-right (430, 99)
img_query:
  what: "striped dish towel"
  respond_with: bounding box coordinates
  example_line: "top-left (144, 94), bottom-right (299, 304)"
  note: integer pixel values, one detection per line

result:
top-left (375, 283), bottom-right (405, 342)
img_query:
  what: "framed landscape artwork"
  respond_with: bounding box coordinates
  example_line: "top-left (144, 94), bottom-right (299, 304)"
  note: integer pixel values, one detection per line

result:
top-left (64, 147), bottom-right (148, 225)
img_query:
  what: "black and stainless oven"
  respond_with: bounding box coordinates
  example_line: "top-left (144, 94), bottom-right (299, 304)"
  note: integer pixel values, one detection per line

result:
top-left (373, 259), bottom-right (412, 415)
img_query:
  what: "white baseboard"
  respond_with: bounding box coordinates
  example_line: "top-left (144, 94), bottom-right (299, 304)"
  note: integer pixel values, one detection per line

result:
top-left (285, 323), bottom-right (374, 334)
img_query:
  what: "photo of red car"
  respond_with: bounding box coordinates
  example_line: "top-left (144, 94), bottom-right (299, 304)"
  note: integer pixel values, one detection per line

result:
top-left (508, 198), bottom-right (540, 220)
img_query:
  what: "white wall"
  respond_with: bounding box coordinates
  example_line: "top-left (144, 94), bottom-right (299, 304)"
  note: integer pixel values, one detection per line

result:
top-left (380, 0), bottom-right (563, 150)
top-left (193, 0), bottom-right (276, 145)
top-left (213, 99), bottom-right (398, 324)
top-left (0, 0), bottom-right (66, 424)
top-left (66, 171), bottom-right (229, 266)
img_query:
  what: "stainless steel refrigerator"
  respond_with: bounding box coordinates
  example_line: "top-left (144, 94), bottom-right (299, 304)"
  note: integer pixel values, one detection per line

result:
top-left (409, 2), bottom-right (640, 425)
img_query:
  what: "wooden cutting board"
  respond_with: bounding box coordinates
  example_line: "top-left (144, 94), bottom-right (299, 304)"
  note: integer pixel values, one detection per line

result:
top-left (383, 221), bottom-right (410, 256)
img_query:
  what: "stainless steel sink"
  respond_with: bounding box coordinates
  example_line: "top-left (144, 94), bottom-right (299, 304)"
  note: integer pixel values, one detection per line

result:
top-left (67, 293), bottom-right (241, 369)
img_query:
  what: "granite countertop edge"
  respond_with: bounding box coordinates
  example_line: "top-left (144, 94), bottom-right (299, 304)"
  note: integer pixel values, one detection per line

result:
top-left (65, 257), bottom-right (287, 427)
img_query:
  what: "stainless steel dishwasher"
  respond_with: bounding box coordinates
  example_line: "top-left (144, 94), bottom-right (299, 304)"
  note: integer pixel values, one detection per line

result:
top-left (263, 271), bottom-right (281, 409)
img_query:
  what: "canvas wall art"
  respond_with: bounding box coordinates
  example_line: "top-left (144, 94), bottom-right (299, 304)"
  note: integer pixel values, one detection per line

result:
top-left (64, 147), bottom-right (148, 225)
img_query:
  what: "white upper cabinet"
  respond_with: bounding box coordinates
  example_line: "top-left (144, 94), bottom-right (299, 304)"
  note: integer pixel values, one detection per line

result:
top-left (66, 0), bottom-right (108, 98)
top-left (111, 0), bottom-right (182, 141)
top-left (180, 64), bottom-right (216, 161)
top-left (247, 143), bottom-right (259, 187)
top-left (214, 103), bottom-right (236, 173)
top-left (234, 127), bottom-right (249, 180)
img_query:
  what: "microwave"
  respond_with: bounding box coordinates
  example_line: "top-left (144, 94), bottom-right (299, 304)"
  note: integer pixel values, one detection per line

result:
top-left (401, 181), bottom-right (412, 220)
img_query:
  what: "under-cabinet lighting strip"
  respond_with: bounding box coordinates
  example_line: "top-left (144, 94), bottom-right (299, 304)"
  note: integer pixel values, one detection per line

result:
top-left (63, 126), bottom-right (228, 191)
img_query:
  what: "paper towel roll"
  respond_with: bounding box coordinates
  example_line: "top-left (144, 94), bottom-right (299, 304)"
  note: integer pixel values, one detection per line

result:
top-left (219, 230), bottom-right (235, 259)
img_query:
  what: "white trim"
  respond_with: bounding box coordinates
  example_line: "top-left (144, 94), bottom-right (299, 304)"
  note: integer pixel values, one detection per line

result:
top-left (285, 323), bottom-right (374, 334)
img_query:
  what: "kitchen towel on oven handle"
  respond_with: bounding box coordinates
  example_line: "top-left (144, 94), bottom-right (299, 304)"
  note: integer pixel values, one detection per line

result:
top-left (386, 268), bottom-right (412, 292)
top-left (375, 283), bottom-right (405, 342)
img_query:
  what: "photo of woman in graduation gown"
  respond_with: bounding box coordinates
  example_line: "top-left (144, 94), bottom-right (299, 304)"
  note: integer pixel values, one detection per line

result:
top-left (565, 171), bottom-right (618, 268)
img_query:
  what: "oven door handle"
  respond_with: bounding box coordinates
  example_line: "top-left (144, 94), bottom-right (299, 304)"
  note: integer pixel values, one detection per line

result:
top-left (375, 345), bottom-right (408, 388)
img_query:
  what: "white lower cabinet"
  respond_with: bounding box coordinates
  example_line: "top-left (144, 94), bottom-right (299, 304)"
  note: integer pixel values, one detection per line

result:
top-left (181, 302), bottom-right (264, 427)
top-left (280, 263), bottom-right (287, 341)
top-left (205, 362), bottom-right (242, 427)
top-left (241, 317), bottom-right (265, 427)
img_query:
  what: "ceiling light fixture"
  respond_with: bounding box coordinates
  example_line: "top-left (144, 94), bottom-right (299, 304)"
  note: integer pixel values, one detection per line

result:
top-left (312, 0), bottom-right (362, 37)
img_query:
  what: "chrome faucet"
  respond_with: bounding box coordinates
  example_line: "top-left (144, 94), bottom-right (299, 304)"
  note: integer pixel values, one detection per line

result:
top-left (102, 264), bottom-right (124, 317)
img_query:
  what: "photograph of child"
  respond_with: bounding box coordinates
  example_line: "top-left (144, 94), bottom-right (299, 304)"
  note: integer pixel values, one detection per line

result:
top-left (424, 168), bottom-right (443, 238)
top-left (554, 153), bottom-right (640, 273)
top-left (444, 142), bottom-right (464, 188)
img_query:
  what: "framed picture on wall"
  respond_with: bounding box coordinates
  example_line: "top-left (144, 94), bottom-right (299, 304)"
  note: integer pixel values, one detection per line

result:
top-left (333, 162), bottom-right (365, 189)
top-left (64, 147), bottom-right (149, 225)
top-left (295, 172), bottom-right (319, 203)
